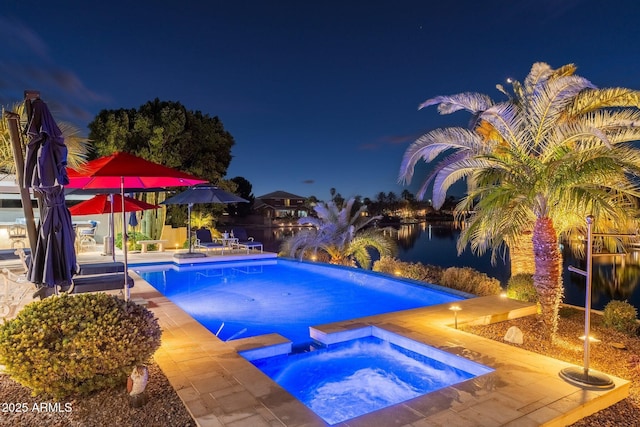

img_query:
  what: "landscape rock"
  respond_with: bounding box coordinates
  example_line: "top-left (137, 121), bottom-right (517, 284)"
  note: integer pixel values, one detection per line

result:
top-left (504, 326), bottom-right (524, 344)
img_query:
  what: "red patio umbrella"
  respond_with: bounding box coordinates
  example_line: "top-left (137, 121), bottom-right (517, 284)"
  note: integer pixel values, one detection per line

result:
top-left (69, 194), bottom-right (160, 215)
top-left (66, 152), bottom-right (207, 300)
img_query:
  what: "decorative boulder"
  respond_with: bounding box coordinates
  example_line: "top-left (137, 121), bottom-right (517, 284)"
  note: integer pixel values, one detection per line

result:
top-left (504, 326), bottom-right (523, 344)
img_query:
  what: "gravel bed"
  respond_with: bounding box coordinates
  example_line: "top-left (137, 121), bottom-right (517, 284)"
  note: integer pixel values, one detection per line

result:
top-left (462, 306), bottom-right (640, 426)
top-left (0, 361), bottom-right (195, 427)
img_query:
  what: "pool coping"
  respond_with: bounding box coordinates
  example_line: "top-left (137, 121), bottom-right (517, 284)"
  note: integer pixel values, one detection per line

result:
top-left (129, 267), bottom-right (631, 427)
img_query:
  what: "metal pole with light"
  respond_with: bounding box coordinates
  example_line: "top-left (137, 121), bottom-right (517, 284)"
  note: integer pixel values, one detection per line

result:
top-left (449, 305), bottom-right (462, 329)
top-left (560, 215), bottom-right (614, 389)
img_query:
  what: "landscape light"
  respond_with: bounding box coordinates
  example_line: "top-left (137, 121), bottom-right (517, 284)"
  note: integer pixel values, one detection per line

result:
top-left (449, 305), bottom-right (462, 329)
top-left (579, 335), bottom-right (601, 343)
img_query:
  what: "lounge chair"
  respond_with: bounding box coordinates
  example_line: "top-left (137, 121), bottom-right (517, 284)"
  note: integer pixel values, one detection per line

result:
top-left (195, 228), bottom-right (225, 254)
top-left (20, 250), bottom-right (131, 299)
top-left (231, 227), bottom-right (263, 253)
top-left (71, 273), bottom-right (134, 294)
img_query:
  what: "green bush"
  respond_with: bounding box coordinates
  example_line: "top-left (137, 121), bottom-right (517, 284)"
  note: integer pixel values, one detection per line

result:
top-left (506, 273), bottom-right (538, 303)
top-left (115, 231), bottom-right (151, 251)
top-left (0, 293), bottom-right (161, 398)
top-left (603, 300), bottom-right (638, 336)
top-left (440, 267), bottom-right (502, 296)
top-left (373, 257), bottom-right (502, 296)
top-left (373, 256), bottom-right (444, 284)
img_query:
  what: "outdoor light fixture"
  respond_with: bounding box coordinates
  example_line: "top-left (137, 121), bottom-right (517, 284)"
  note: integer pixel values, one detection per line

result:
top-left (449, 305), bottom-right (462, 329)
top-left (560, 215), bottom-right (614, 390)
top-left (500, 291), bottom-right (507, 298)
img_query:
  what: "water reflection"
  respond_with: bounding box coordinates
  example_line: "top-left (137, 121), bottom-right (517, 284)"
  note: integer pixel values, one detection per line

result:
top-left (564, 249), bottom-right (640, 310)
top-left (244, 222), bottom-right (640, 310)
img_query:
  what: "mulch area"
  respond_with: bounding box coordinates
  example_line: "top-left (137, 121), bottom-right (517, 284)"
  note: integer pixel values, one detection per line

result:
top-left (0, 361), bottom-right (195, 427)
top-left (462, 306), bottom-right (640, 426)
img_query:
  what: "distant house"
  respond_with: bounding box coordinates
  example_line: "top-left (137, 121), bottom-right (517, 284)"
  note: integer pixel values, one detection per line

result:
top-left (253, 191), bottom-right (309, 220)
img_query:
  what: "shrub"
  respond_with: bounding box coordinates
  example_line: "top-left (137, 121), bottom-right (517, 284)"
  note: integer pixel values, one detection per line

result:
top-left (373, 257), bottom-right (503, 296)
top-left (373, 256), bottom-right (443, 284)
top-left (603, 300), bottom-right (638, 336)
top-left (440, 267), bottom-right (502, 296)
top-left (506, 274), bottom-right (538, 303)
top-left (0, 293), bottom-right (161, 398)
top-left (115, 231), bottom-right (151, 251)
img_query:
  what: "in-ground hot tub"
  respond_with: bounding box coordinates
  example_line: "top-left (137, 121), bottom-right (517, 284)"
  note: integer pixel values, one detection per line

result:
top-left (241, 326), bottom-right (494, 425)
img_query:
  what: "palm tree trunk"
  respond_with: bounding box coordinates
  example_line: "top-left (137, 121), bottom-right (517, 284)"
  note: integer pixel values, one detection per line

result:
top-left (532, 216), bottom-right (563, 339)
top-left (509, 231), bottom-right (535, 275)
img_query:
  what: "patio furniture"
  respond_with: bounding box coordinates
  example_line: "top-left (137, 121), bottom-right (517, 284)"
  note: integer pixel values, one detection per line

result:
top-left (77, 261), bottom-right (125, 275)
top-left (8, 224), bottom-right (27, 249)
top-left (137, 239), bottom-right (169, 253)
top-left (231, 227), bottom-right (263, 253)
top-left (1, 267), bottom-right (31, 318)
top-left (194, 228), bottom-right (225, 254)
top-left (71, 272), bottom-right (134, 294)
top-left (77, 220), bottom-right (98, 251)
top-left (215, 235), bottom-right (239, 250)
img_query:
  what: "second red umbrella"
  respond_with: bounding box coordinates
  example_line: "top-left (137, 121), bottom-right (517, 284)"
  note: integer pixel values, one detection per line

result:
top-left (69, 194), bottom-right (159, 215)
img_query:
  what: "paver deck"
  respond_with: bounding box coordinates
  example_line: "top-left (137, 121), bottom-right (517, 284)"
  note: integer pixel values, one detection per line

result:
top-left (2, 249), bottom-right (631, 426)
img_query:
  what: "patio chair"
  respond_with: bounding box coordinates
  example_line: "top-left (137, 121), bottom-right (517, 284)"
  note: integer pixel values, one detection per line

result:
top-left (8, 224), bottom-right (27, 249)
top-left (194, 228), bottom-right (225, 254)
top-left (78, 220), bottom-right (98, 251)
top-left (231, 227), bottom-right (263, 253)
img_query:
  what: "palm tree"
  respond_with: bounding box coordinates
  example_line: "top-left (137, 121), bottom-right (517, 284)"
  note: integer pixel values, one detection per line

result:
top-left (399, 62), bottom-right (640, 338)
top-left (279, 198), bottom-right (397, 269)
top-left (1, 102), bottom-right (90, 173)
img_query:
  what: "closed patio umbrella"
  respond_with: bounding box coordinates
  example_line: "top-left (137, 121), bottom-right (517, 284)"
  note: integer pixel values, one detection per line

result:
top-left (23, 97), bottom-right (77, 298)
top-left (161, 185), bottom-right (248, 254)
top-left (66, 152), bottom-right (206, 300)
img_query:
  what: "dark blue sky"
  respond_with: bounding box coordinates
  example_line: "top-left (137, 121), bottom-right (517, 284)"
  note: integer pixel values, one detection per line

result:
top-left (2, 1), bottom-right (639, 200)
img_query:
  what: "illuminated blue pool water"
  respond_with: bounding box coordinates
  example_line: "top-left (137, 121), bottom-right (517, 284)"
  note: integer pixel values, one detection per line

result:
top-left (134, 259), bottom-right (464, 347)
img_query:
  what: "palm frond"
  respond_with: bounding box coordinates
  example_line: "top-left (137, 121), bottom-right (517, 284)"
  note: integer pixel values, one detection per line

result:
top-left (569, 88), bottom-right (640, 116)
top-left (418, 92), bottom-right (494, 114)
top-left (398, 127), bottom-right (484, 185)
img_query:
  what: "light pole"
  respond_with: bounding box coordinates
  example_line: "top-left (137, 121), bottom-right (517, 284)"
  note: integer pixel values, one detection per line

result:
top-left (449, 305), bottom-right (461, 329)
top-left (560, 215), bottom-right (614, 389)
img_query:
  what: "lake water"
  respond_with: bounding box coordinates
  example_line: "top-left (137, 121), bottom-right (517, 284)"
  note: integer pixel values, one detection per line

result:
top-left (242, 223), bottom-right (640, 311)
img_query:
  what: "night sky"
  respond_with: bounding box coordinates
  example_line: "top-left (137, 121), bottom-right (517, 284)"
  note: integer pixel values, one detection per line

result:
top-left (2, 0), bottom-right (639, 200)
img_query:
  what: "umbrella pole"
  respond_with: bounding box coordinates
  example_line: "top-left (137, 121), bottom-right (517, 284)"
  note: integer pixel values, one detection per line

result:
top-left (121, 178), bottom-right (129, 301)
top-left (110, 194), bottom-right (115, 262)
top-left (188, 203), bottom-right (193, 252)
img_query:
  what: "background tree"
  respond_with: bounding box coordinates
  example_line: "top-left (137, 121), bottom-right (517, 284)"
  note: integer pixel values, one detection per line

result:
top-left (1, 102), bottom-right (90, 173)
top-left (399, 62), bottom-right (640, 339)
top-left (88, 99), bottom-right (236, 236)
top-left (329, 187), bottom-right (345, 207)
top-left (227, 176), bottom-right (254, 217)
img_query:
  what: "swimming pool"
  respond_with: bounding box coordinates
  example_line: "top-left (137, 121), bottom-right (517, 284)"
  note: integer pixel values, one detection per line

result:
top-left (134, 259), bottom-right (465, 347)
